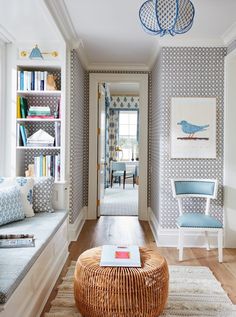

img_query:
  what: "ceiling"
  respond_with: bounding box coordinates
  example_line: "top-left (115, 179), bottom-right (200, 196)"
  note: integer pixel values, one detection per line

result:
top-left (1, 0), bottom-right (236, 70)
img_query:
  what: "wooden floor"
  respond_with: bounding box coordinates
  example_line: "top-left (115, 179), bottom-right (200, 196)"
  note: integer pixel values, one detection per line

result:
top-left (41, 216), bottom-right (236, 315)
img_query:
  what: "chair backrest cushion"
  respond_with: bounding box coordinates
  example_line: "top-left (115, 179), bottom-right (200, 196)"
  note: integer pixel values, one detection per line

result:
top-left (171, 179), bottom-right (217, 198)
top-left (111, 162), bottom-right (126, 171)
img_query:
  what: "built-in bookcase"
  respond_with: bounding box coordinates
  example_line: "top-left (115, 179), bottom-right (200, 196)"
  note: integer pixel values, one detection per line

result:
top-left (14, 63), bottom-right (65, 185)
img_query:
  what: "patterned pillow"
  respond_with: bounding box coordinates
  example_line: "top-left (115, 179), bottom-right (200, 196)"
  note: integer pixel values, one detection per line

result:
top-left (0, 186), bottom-right (25, 226)
top-left (33, 177), bottom-right (54, 213)
top-left (15, 177), bottom-right (34, 218)
top-left (0, 177), bottom-right (34, 218)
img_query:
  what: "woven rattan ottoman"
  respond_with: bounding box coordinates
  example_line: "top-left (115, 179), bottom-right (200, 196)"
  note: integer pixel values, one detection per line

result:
top-left (74, 246), bottom-right (169, 317)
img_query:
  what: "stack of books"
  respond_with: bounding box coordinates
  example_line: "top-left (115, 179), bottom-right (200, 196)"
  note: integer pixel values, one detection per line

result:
top-left (27, 129), bottom-right (54, 147)
top-left (27, 106), bottom-right (53, 119)
top-left (34, 154), bottom-right (60, 181)
top-left (18, 70), bottom-right (48, 91)
top-left (0, 234), bottom-right (35, 248)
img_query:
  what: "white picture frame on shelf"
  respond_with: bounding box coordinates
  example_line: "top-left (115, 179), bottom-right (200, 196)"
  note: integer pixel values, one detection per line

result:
top-left (170, 97), bottom-right (216, 158)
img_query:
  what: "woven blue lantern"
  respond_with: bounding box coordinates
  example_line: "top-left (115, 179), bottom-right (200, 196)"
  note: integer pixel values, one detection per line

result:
top-left (139, 0), bottom-right (195, 36)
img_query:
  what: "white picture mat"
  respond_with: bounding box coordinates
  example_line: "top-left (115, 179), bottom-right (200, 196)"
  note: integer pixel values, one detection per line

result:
top-left (170, 97), bottom-right (216, 158)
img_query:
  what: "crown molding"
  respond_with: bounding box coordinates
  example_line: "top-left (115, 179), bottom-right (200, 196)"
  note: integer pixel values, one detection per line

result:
top-left (88, 62), bottom-right (150, 72)
top-left (0, 24), bottom-right (15, 43)
top-left (222, 22), bottom-right (236, 46)
top-left (42, 0), bottom-right (89, 70)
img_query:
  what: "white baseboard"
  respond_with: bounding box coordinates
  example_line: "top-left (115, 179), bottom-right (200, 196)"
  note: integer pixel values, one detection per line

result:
top-left (148, 207), bottom-right (219, 248)
top-left (68, 206), bottom-right (87, 241)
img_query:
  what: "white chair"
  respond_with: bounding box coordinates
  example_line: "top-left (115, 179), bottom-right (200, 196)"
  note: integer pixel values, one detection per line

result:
top-left (171, 179), bottom-right (223, 263)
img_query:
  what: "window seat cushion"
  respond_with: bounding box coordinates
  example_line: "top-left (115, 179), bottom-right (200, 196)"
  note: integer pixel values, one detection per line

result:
top-left (0, 210), bottom-right (67, 304)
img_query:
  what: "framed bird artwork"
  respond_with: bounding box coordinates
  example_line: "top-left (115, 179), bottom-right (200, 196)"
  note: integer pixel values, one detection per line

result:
top-left (170, 97), bottom-right (216, 158)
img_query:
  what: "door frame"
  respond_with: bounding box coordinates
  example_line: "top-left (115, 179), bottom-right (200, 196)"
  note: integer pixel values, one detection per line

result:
top-left (88, 73), bottom-right (149, 220)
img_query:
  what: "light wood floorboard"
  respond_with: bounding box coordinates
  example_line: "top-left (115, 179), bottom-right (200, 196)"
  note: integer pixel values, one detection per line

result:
top-left (41, 216), bottom-right (236, 315)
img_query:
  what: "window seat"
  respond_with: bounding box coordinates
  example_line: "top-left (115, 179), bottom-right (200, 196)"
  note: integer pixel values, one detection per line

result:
top-left (0, 210), bottom-right (68, 317)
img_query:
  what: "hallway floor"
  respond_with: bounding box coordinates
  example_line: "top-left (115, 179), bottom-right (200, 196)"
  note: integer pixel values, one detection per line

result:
top-left (100, 184), bottom-right (138, 216)
top-left (41, 216), bottom-right (236, 315)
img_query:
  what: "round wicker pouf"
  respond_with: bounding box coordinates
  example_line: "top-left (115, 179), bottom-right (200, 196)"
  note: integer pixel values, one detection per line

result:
top-left (74, 247), bottom-right (169, 317)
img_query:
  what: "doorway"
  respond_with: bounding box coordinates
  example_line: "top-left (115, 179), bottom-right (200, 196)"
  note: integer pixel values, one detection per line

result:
top-left (88, 73), bottom-right (148, 220)
top-left (98, 82), bottom-right (140, 216)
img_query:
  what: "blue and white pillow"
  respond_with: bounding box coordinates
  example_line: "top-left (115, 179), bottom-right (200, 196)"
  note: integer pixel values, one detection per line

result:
top-left (0, 186), bottom-right (25, 226)
top-left (0, 177), bottom-right (35, 218)
top-left (33, 177), bottom-right (54, 213)
top-left (15, 177), bottom-right (34, 218)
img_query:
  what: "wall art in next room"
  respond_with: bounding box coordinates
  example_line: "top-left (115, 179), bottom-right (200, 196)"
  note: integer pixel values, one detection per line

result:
top-left (170, 97), bottom-right (216, 159)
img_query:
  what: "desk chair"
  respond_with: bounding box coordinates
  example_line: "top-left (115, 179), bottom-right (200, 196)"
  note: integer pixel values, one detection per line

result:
top-left (171, 179), bottom-right (223, 262)
top-left (111, 162), bottom-right (135, 189)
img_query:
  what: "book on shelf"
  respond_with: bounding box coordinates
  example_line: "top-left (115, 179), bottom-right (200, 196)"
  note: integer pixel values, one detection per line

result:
top-left (34, 154), bottom-right (60, 180)
top-left (17, 70), bottom-right (49, 91)
top-left (19, 124), bottom-right (28, 146)
top-left (20, 97), bottom-right (28, 118)
top-left (17, 96), bottom-right (21, 118)
top-left (54, 122), bottom-right (61, 146)
top-left (28, 106), bottom-right (51, 116)
top-left (100, 245), bottom-right (141, 267)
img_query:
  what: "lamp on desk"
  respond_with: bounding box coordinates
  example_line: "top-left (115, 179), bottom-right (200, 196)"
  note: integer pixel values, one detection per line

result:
top-left (115, 146), bottom-right (123, 161)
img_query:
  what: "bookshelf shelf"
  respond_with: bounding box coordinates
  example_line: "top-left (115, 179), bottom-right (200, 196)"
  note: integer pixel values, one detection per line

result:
top-left (17, 118), bottom-right (61, 122)
top-left (17, 90), bottom-right (61, 96)
top-left (16, 146), bottom-right (61, 150)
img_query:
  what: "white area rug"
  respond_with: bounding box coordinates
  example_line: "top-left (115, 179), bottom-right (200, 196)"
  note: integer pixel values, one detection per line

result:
top-left (44, 263), bottom-right (236, 317)
top-left (100, 184), bottom-right (138, 216)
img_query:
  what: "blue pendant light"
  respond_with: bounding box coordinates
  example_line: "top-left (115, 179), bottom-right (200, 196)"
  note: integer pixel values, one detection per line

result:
top-left (139, 0), bottom-right (195, 36)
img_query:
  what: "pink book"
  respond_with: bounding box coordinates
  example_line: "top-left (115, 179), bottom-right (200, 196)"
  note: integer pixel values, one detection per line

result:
top-left (27, 115), bottom-right (55, 119)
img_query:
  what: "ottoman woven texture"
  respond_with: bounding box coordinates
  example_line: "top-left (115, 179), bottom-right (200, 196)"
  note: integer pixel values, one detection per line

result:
top-left (74, 246), bottom-right (169, 317)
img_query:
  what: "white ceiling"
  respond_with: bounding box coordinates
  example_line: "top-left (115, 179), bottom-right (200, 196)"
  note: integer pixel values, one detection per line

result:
top-left (1, 0), bottom-right (236, 69)
top-left (0, 0), bottom-right (60, 43)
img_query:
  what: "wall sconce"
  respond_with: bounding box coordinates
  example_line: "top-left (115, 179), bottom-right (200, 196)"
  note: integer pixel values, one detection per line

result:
top-left (29, 45), bottom-right (43, 60)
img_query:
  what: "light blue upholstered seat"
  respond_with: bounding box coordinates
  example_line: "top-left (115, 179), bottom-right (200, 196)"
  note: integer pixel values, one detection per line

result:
top-left (177, 213), bottom-right (223, 228)
top-left (0, 211), bottom-right (67, 304)
top-left (171, 179), bottom-right (223, 263)
top-left (111, 161), bottom-right (135, 189)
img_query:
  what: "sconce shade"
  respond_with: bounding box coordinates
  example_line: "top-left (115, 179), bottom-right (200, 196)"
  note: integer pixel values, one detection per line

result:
top-left (29, 45), bottom-right (43, 60)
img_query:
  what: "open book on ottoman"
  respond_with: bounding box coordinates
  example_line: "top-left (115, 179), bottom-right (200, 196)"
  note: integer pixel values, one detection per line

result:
top-left (100, 245), bottom-right (141, 267)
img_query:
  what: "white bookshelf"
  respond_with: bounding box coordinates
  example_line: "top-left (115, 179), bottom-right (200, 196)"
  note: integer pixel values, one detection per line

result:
top-left (14, 62), bottom-right (65, 183)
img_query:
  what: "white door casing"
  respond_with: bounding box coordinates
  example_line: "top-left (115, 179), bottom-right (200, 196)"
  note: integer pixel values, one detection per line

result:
top-left (88, 73), bottom-right (149, 220)
top-left (97, 84), bottom-right (106, 217)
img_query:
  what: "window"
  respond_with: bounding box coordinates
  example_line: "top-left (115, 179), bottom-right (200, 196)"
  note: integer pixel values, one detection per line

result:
top-left (119, 111), bottom-right (138, 160)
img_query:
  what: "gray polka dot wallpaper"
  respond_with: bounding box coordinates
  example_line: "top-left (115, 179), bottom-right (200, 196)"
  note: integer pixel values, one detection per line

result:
top-left (151, 47), bottom-right (226, 228)
top-left (69, 50), bottom-right (87, 224)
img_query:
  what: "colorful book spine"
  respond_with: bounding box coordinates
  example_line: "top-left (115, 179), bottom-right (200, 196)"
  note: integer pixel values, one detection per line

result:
top-left (19, 125), bottom-right (27, 146)
top-left (17, 96), bottom-right (21, 118)
top-left (20, 71), bottom-right (24, 90)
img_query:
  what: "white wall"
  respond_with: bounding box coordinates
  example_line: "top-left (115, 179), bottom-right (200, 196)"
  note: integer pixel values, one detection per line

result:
top-left (0, 42), bottom-right (6, 175)
top-left (224, 51), bottom-right (236, 247)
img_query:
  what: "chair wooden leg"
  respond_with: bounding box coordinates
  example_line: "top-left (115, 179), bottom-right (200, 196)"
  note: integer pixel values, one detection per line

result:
top-left (111, 173), bottom-right (113, 188)
top-left (205, 231), bottom-right (210, 250)
top-left (218, 229), bottom-right (223, 263)
top-left (179, 229), bottom-right (183, 261)
top-left (123, 171), bottom-right (126, 189)
top-left (119, 176), bottom-right (121, 186)
top-left (133, 175), bottom-right (135, 187)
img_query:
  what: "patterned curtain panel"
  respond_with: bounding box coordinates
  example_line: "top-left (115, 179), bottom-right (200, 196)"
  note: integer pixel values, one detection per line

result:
top-left (108, 109), bottom-right (119, 161)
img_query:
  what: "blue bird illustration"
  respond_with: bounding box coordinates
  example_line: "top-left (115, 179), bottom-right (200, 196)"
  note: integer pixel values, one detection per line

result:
top-left (177, 120), bottom-right (209, 138)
